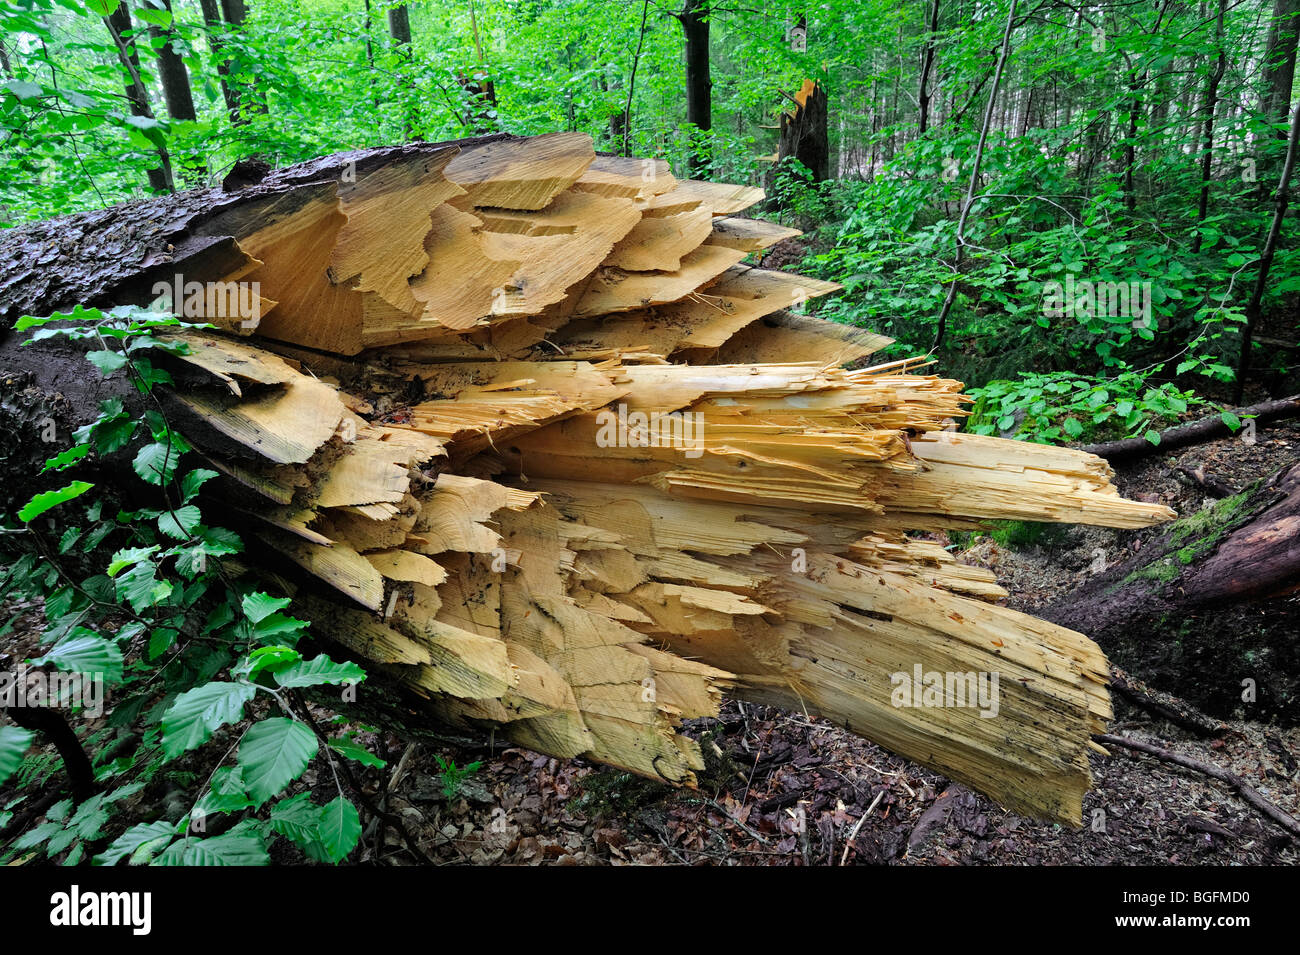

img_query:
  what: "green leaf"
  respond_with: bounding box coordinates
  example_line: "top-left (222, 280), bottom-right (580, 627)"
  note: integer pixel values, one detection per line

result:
top-left (133, 441), bottom-right (183, 486)
top-left (158, 505), bottom-right (201, 540)
top-left (31, 632), bottom-right (124, 684)
top-left (1144, 430), bottom-right (1162, 446)
top-left (1220, 411), bottom-right (1241, 432)
top-left (93, 820), bottom-right (177, 866)
top-left (269, 792), bottom-right (322, 846)
top-left (5, 79), bottom-right (42, 101)
top-left (134, 6), bottom-right (172, 27)
top-left (18, 482), bottom-right (94, 521)
top-left (242, 592), bottom-right (291, 624)
top-left (195, 767), bottom-right (254, 816)
top-left (328, 738), bottom-right (386, 769)
top-left (161, 682), bottom-right (257, 759)
top-left (86, 350), bottom-right (128, 375)
top-left (237, 718), bottom-right (318, 806)
top-left (180, 469), bottom-right (218, 502)
top-left (317, 796), bottom-right (361, 863)
top-left (273, 654), bottom-right (365, 689)
top-left (42, 443), bottom-right (91, 473)
top-left (108, 545), bottom-right (159, 576)
top-left (1063, 417), bottom-right (1084, 439)
top-left (147, 627), bottom-right (179, 660)
top-left (0, 726), bottom-right (34, 787)
top-left (154, 825), bottom-right (270, 866)
top-left (115, 561), bottom-right (173, 612)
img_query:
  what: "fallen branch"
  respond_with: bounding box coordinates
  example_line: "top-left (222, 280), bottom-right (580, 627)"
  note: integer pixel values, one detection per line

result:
top-left (1108, 666), bottom-right (1228, 737)
top-left (1082, 395), bottom-right (1300, 463)
top-left (1095, 733), bottom-right (1300, 840)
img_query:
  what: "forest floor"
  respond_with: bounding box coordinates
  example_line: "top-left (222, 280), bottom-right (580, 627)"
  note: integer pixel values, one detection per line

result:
top-left (2, 422), bottom-right (1297, 866)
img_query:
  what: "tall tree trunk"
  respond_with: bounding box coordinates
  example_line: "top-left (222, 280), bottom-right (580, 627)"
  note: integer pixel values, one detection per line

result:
top-left (387, 2), bottom-right (416, 138)
top-left (219, 0), bottom-right (266, 122)
top-left (387, 2), bottom-right (412, 45)
top-left (147, 0), bottom-right (197, 122)
top-left (197, 0), bottom-right (241, 124)
top-left (678, 0), bottom-right (712, 174)
top-left (918, 0), bottom-right (941, 135)
top-left (1190, 0), bottom-right (1228, 254)
top-left (1262, 0), bottom-right (1300, 139)
top-left (103, 3), bottom-right (174, 193)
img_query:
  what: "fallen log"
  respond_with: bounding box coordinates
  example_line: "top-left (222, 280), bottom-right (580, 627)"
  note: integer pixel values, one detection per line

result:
top-left (0, 133), bottom-right (1177, 824)
top-left (1081, 394), bottom-right (1300, 463)
top-left (1044, 464), bottom-right (1300, 723)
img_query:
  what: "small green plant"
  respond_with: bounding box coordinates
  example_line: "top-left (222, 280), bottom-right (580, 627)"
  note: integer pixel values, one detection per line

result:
top-left (0, 304), bottom-right (384, 866)
top-left (432, 754), bottom-right (482, 801)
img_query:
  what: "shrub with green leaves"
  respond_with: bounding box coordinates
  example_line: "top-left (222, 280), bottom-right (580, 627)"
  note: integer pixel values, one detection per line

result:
top-left (0, 304), bottom-right (383, 866)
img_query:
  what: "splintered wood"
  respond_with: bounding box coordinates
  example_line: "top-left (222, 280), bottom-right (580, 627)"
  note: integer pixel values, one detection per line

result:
top-left (145, 133), bottom-right (1173, 824)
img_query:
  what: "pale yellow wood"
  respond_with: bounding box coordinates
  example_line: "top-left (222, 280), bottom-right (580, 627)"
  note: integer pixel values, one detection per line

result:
top-left (444, 131), bottom-right (595, 209)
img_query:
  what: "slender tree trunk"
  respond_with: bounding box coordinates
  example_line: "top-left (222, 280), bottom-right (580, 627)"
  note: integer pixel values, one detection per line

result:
top-left (147, 0), bottom-right (197, 122)
top-left (1234, 95), bottom-right (1300, 403)
top-left (197, 0), bottom-right (241, 124)
top-left (387, 2), bottom-right (415, 138)
top-left (0, 39), bottom-right (12, 79)
top-left (103, 3), bottom-right (174, 193)
top-left (623, 0), bottom-right (651, 157)
top-left (1190, 0), bottom-right (1228, 254)
top-left (1263, 0), bottom-right (1300, 138)
top-left (219, 0), bottom-right (266, 121)
top-left (387, 2), bottom-right (412, 45)
top-left (1123, 69), bottom-right (1143, 213)
top-left (932, 0), bottom-right (1019, 350)
top-left (678, 0), bottom-right (712, 174)
top-left (918, 0), bottom-right (941, 135)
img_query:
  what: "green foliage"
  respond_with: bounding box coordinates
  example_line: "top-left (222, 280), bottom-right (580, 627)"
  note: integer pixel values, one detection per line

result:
top-left (432, 754), bottom-right (482, 801)
top-left (965, 370), bottom-right (1209, 445)
top-left (0, 307), bottom-right (380, 866)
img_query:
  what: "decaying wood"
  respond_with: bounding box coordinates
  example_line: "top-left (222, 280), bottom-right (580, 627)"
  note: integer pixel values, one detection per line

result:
top-left (0, 133), bottom-right (1179, 825)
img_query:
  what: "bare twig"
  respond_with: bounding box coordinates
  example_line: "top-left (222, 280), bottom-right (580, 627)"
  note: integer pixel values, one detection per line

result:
top-left (1096, 733), bottom-right (1300, 839)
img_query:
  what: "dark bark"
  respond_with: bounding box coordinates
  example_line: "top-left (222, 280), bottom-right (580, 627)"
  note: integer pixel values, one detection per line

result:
top-left (778, 82), bottom-right (829, 183)
top-left (677, 0), bottom-right (712, 174)
top-left (197, 0), bottom-right (241, 123)
top-left (918, 0), bottom-right (941, 135)
top-left (103, 3), bottom-right (174, 193)
top-left (218, 0), bottom-right (266, 122)
top-left (0, 136), bottom-right (511, 326)
top-left (1262, 0), bottom-right (1300, 140)
top-left (387, 3), bottom-right (417, 138)
top-left (387, 2), bottom-right (412, 46)
top-left (2, 707), bottom-right (96, 805)
top-left (1042, 465), bottom-right (1300, 723)
top-left (1081, 395), bottom-right (1300, 462)
top-left (147, 0), bottom-right (197, 122)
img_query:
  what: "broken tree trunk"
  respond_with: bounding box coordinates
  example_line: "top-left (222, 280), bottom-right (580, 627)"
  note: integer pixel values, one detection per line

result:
top-left (1043, 465), bottom-right (1300, 723)
top-left (0, 134), bottom-right (1176, 824)
top-left (778, 80), bottom-right (830, 182)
